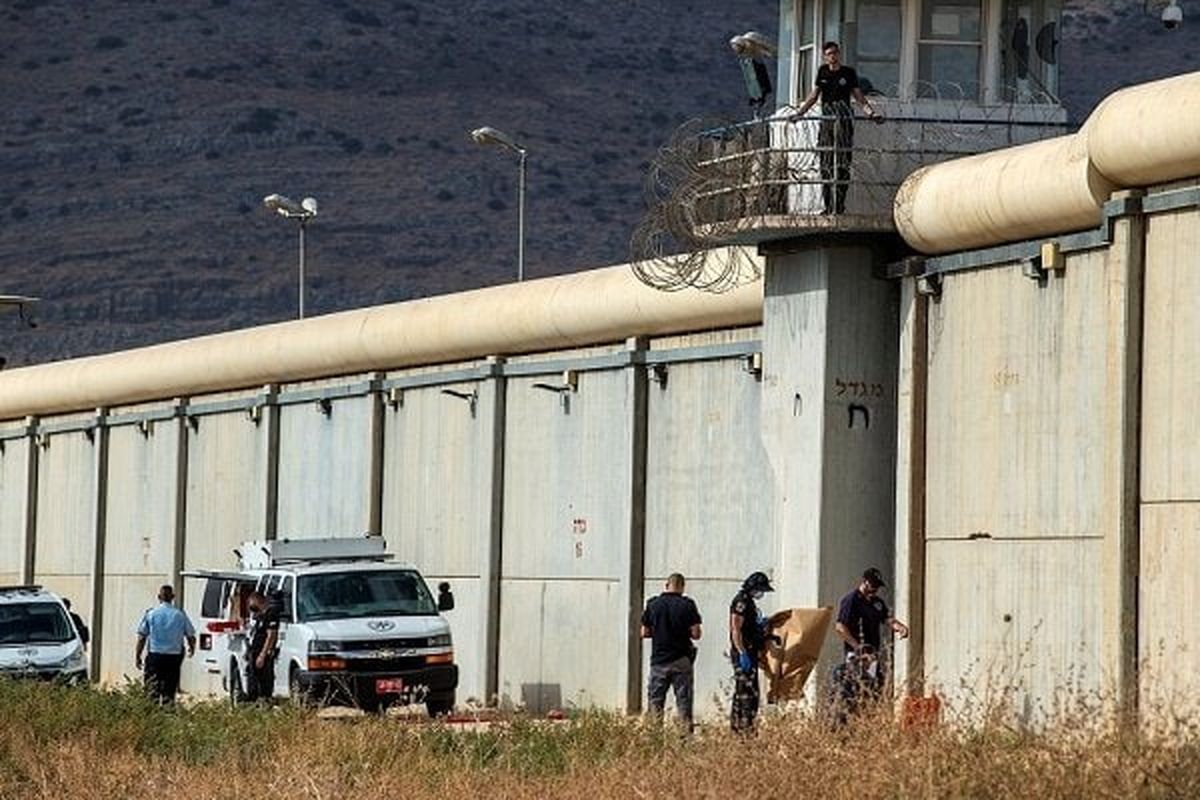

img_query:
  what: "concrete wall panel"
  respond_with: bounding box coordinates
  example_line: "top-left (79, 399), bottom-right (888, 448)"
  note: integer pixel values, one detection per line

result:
top-left (99, 423), bottom-right (181, 683)
top-left (33, 429), bottom-right (97, 619)
top-left (1140, 502), bottom-right (1200, 719)
top-left (500, 366), bottom-right (633, 709)
top-left (277, 391), bottom-right (372, 538)
top-left (183, 407), bottom-right (268, 570)
top-left (1140, 207), bottom-right (1200, 503)
top-left (925, 250), bottom-right (1111, 541)
top-left (0, 435), bottom-right (30, 585)
top-left (642, 349), bottom-right (771, 713)
top-left (381, 378), bottom-right (498, 704)
top-left (497, 578), bottom-right (624, 712)
top-left (925, 537), bottom-right (1104, 720)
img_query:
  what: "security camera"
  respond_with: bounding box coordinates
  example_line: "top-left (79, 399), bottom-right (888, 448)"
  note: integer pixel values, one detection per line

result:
top-left (1151, 0), bottom-right (1185, 28)
top-left (1163, 0), bottom-right (1183, 28)
top-left (729, 31), bottom-right (776, 59)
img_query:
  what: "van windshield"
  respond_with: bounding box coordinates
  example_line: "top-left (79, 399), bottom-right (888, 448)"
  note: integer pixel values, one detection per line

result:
top-left (0, 602), bottom-right (76, 645)
top-left (296, 570), bottom-right (437, 621)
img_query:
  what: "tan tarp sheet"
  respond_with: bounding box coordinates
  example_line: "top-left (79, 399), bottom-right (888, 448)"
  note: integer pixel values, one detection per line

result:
top-left (761, 606), bottom-right (833, 702)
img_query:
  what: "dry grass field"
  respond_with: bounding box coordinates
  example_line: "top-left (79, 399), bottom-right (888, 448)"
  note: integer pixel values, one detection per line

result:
top-left (2, 679), bottom-right (1199, 799)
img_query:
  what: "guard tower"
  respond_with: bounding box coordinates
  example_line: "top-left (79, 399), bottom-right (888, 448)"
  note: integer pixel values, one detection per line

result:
top-left (632, 0), bottom-right (1072, 693)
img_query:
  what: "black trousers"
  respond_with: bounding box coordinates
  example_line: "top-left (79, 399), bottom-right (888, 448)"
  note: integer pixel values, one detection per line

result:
top-left (144, 651), bottom-right (184, 704)
top-left (818, 106), bottom-right (854, 214)
top-left (245, 655), bottom-right (276, 701)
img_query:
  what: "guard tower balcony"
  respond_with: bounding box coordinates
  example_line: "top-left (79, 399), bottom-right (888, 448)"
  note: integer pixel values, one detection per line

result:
top-left (635, 0), bottom-right (1072, 255)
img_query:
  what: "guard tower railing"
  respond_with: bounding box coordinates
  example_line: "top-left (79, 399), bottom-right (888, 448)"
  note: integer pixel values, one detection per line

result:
top-left (653, 107), bottom-right (1069, 246)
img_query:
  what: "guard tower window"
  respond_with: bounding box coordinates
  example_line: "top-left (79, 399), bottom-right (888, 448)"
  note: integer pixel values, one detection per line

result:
top-left (848, 0), bottom-right (903, 95)
top-left (999, 0), bottom-right (1060, 103)
top-left (917, 0), bottom-right (983, 98)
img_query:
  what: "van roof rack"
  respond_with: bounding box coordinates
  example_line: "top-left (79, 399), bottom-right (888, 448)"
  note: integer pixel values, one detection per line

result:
top-left (0, 584), bottom-right (44, 594)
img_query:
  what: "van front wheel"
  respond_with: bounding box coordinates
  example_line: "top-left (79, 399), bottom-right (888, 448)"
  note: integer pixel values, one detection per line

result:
top-left (426, 692), bottom-right (455, 717)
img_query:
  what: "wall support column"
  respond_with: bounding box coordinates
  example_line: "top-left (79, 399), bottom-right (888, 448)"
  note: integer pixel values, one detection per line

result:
top-left (87, 408), bottom-right (110, 680)
top-left (761, 240), bottom-right (901, 695)
top-left (893, 279), bottom-right (928, 696)
top-left (20, 416), bottom-right (39, 585)
top-left (482, 356), bottom-right (507, 704)
top-left (366, 374), bottom-right (385, 536)
top-left (1102, 190), bottom-right (1145, 722)
top-left (623, 336), bottom-right (649, 714)
top-left (260, 384), bottom-right (280, 540)
top-left (171, 399), bottom-right (190, 605)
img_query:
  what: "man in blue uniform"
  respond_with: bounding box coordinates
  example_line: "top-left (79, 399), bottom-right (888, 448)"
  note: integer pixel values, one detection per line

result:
top-left (728, 571), bottom-right (774, 732)
top-left (134, 584), bottom-right (196, 704)
top-left (641, 572), bottom-right (702, 731)
top-left (833, 567), bottom-right (908, 715)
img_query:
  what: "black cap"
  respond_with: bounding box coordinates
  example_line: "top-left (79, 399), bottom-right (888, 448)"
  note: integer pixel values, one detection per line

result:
top-left (862, 567), bottom-right (886, 588)
top-left (743, 571), bottom-right (774, 593)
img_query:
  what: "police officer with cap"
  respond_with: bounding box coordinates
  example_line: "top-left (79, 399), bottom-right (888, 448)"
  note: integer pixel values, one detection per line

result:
top-left (833, 567), bottom-right (908, 708)
top-left (729, 570), bottom-right (773, 732)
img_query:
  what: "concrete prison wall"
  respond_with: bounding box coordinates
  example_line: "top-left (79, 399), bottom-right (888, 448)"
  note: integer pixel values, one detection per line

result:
top-left (0, 251), bottom-right (779, 716)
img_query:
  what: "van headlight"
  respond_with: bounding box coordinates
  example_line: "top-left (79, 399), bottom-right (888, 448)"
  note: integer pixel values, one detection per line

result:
top-left (308, 640), bottom-right (339, 653)
top-left (59, 647), bottom-right (86, 670)
top-left (428, 633), bottom-right (452, 648)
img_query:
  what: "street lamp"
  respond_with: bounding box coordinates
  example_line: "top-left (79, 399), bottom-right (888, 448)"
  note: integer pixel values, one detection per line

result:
top-left (470, 126), bottom-right (527, 282)
top-left (262, 193), bottom-right (318, 319)
top-left (0, 294), bottom-right (39, 328)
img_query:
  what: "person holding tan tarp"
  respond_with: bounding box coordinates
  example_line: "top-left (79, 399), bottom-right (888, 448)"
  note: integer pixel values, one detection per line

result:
top-left (759, 607), bottom-right (834, 703)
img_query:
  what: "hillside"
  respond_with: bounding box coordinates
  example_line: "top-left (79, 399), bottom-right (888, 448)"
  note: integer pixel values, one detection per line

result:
top-left (1, 0), bottom-right (1197, 368)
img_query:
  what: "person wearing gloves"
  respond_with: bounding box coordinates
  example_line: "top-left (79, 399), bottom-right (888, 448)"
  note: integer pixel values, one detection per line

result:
top-left (728, 570), bottom-right (774, 733)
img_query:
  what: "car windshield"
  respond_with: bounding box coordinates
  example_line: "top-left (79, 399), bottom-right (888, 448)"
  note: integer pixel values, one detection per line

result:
top-left (0, 602), bottom-right (76, 645)
top-left (296, 570), bottom-right (437, 621)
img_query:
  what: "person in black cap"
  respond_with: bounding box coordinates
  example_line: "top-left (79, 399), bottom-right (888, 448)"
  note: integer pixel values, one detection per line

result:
top-left (728, 570), bottom-right (774, 733)
top-left (833, 567), bottom-right (908, 707)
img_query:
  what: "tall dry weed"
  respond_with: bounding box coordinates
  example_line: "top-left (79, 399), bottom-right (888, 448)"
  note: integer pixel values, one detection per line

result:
top-left (1, 678), bottom-right (1199, 799)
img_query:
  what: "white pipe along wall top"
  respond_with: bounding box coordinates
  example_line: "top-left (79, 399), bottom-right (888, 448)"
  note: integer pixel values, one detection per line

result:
top-left (0, 250), bottom-right (763, 420)
top-left (894, 70), bottom-right (1200, 255)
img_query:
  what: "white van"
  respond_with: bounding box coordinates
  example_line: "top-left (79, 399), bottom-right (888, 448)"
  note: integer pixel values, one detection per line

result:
top-left (0, 585), bottom-right (88, 683)
top-left (185, 537), bottom-right (457, 715)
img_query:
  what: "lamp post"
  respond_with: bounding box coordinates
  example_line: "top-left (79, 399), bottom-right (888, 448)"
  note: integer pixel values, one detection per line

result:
top-left (262, 193), bottom-right (318, 319)
top-left (470, 126), bottom-right (527, 282)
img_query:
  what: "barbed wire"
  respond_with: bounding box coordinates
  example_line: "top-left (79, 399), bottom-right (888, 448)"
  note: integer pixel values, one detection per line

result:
top-left (632, 83), bottom-right (1066, 293)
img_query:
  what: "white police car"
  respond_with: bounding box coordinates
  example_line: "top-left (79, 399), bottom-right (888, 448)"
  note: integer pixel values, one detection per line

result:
top-left (0, 585), bottom-right (88, 683)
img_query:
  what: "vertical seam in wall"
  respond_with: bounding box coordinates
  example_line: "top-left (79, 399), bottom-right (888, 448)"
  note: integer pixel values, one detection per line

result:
top-left (626, 337), bottom-right (649, 713)
top-left (21, 417), bottom-right (39, 584)
top-left (485, 357), bottom-right (507, 704)
top-left (89, 409), bottom-right (109, 681)
top-left (909, 288), bottom-right (929, 695)
top-left (262, 385), bottom-right (280, 540)
top-left (1125, 205), bottom-right (1147, 722)
top-left (367, 376), bottom-right (385, 536)
top-left (171, 400), bottom-right (189, 607)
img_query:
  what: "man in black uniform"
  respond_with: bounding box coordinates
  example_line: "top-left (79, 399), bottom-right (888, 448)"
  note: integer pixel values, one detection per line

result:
top-left (243, 590), bottom-right (280, 702)
top-left (793, 41), bottom-right (881, 215)
top-left (728, 570), bottom-right (774, 733)
top-left (833, 567), bottom-right (908, 715)
top-left (641, 572), bottom-right (702, 731)
top-left (62, 598), bottom-right (89, 650)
